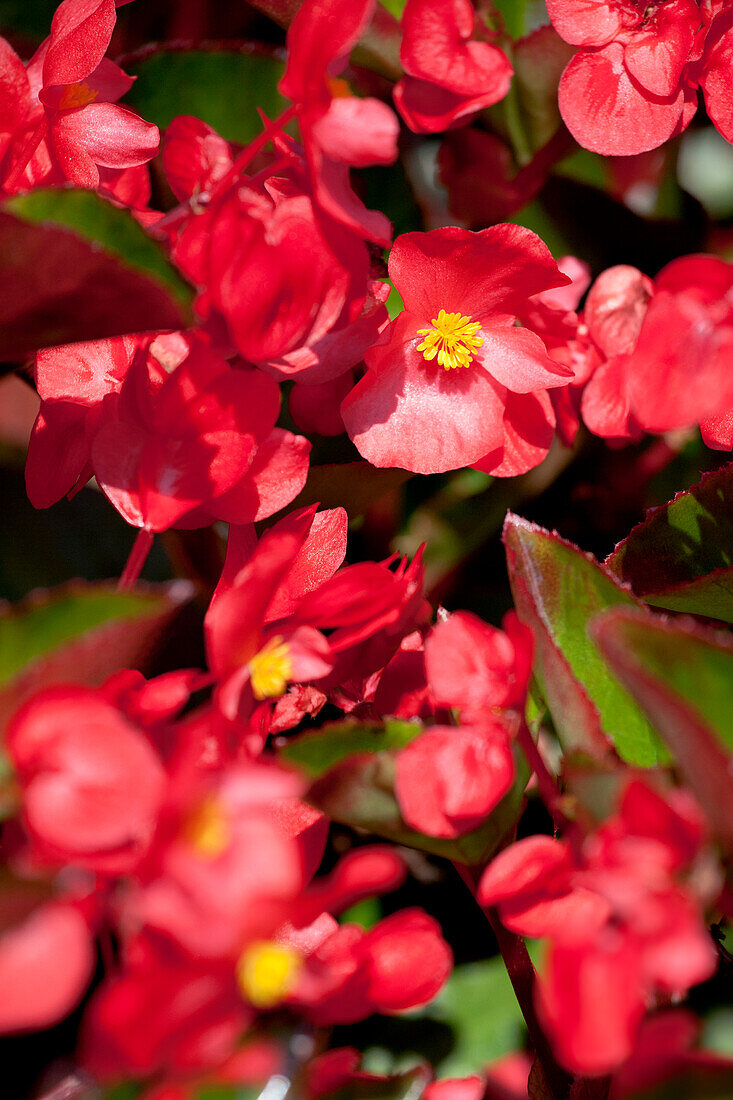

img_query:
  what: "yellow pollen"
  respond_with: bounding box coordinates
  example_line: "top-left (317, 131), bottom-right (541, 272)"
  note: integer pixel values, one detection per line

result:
top-left (236, 941), bottom-right (302, 1008)
top-left (416, 309), bottom-right (484, 371)
top-left (249, 636), bottom-right (293, 701)
top-left (58, 81), bottom-right (99, 110)
top-left (184, 797), bottom-right (230, 858)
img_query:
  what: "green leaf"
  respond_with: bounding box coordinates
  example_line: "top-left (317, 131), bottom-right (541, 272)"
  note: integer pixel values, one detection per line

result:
top-left (377, 0), bottom-right (406, 17)
top-left (503, 513), bottom-right (664, 766)
top-left (0, 188), bottom-right (192, 357)
top-left (593, 607), bottom-right (733, 853)
top-left (419, 958), bottom-right (525, 1078)
top-left (607, 463), bottom-right (733, 624)
top-left (0, 580), bottom-right (193, 732)
top-left (280, 718), bottom-right (422, 778)
top-left (281, 720), bottom-right (528, 865)
top-left (126, 47), bottom-right (287, 144)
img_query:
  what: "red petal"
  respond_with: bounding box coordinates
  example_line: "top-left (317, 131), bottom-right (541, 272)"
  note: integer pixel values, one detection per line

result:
top-left (558, 43), bottom-right (687, 156)
top-left (0, 902), bottom-right (93, 1033)
top-left (341, 313), bottom-right (506, 474)
top-left (545, 0), bottom-right (623, 47)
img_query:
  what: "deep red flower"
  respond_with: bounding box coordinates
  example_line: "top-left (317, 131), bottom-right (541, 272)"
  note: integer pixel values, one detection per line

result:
top-left (205, 506), bottom-right (338, 723)
top-left (1, 0), bottom-right (158, 194)
top-left (280, 0), bottom-right (399, 246)
top-left (292, 908), bottom-right (452, 1024)
top-left (425, 609), bottom-right (533, 718)
top-left (89, 335), bottom-right (310, 532)
top-left (0, 899), bottom-right (94, 1033)
top-left (394, 722), bottom-right (515, 839)
top-left (394, 0), bottom-right (513, 133)
top-left (341, 225), bottom-right (573, 475)
top-left (26, 333), bottom-right (141, 508)
top-left (478, 780), bottom-right (717, 1075)
top-left (171, 154), bottom-right (388, 381)
top-left (580, 256), bottom-right (733, 446)
top-left (7, 685), bottom-right (166, 873)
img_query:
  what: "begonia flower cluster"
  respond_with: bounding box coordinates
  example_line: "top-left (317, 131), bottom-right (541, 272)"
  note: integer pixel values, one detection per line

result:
top-left (1, 0), bottom-right (732, 1098)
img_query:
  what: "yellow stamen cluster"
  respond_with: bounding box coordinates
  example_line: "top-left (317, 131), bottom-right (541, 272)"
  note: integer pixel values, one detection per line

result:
top-left (417, 309), bottom-right (484, 370)
top-left (236, 940), bottom-right (302, 1008)
top-left (249, 636), bottom-right (293, 701)
top-left (184, 797), bottom-right (230, 859)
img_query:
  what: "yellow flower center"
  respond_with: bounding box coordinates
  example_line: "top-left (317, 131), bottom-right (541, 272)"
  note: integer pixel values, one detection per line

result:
top-left (58, 81), bottom-right (99, 111)
top-left (184, 797), bottom-right (230, 858)
top-left (236, 941), bottom-right (302, 1008)
top-left (417, 309), bottom-right (484, 371)
top-left (249, 636), bottom-right (293, 701)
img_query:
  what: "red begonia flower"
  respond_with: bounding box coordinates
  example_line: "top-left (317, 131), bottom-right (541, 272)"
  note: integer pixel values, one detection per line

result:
top-left (0, 900), bottom-right (94, 1033)
top-left (394, 0), bottom-right (512, 133)
top-left (206, 507), bottom-right (335, 722)
top-left (280, 0), bottom-right (398, 246)
top-left (129, 763), bottom-right (305, 959)
top-left (342, 225), bottom-right (572, 475)
top-left (90, 337), bottom-right (309, 532)
top-left (2, 0), bottom-right (158, 194)
top-left (7, 685), bottom-right (166, 873)
top-left (394, 722), bottom-right (515, 839)
top-left (82, 936), bottom-right (250, 1080)
top-left (700, 7), bottom-right (733, 142)
top-left (479, 780), bottom-right (717, 1075)
top-left (626, 254), bottom-right (733, 433)
top-left (26, 333), bottom-right (140, 508)
top-left (425, 610), bottom-right (533, 717)
top-left (295, 908), bottom-right (452, 1023)
top-left (547, 0), bottom-right (704, 156)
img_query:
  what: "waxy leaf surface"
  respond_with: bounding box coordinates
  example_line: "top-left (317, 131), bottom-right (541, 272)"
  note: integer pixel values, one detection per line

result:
top-left (607, 463), bottom-right (733, 623)
top-left (0, 189), bottom-right (192, 358)
top-left (126, 47), bottom-right (287, 144)
top-left (503, 512), bottom-right (663, 766)
top-left (593, 607), bottom-right (733, 852)
top-left (280, 719), bottom-right (527, 865)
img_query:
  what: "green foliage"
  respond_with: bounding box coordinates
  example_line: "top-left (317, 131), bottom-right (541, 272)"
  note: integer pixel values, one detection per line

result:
top-left (0, 580), bottom-right (192, 732)
top-left (594, 608), bottom-right (733, 851)
top-left (1, 189), bottom-right (192, 356)
top-left (281, 720), bottom-right (528, 865)
top-left (422, 957), bottom-right (525, 1077)
top-left (607, 463), bottom-right (733, 624)
top-left (126, 48), bottom-right (287, 144)
top-left (503, 513), bottom-right (664, 766)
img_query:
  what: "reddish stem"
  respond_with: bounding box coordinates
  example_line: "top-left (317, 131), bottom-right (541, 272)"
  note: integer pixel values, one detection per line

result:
top-left (516, 716), bottom-right (572, 835)
top-left (118, 528), bottom-right (154, 590)
top-left (211, 104), bottom-right (298, 200)
top-left (454, 862), bottom-right (573, 1100)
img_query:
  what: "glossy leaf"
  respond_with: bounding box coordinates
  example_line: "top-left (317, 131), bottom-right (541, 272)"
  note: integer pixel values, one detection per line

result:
top-left (126, 47), bottom-right (287, 144)
top-left (0, 580), bottom-right (193, 731)
top-left (503, 512), bottom-right (663, 766)
top-left (281, 719), bottom-right (527, 866)
top-left (0, 188), bottom-right (192, 358)
top-left (593, 607), bottom-right (733, 852)
top-left (280, 718), bottom-right (423, 778)
top-left (607, 463), bottom-right (733, 623)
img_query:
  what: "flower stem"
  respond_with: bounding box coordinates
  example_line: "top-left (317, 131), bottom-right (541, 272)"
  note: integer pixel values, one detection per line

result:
top-left (454, 862), bottom-right (573, 1099)
top-left (516, 716), bottom-right (572, 835)
top-left (118, 528), bottom-right (154, 590)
